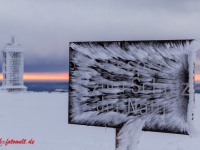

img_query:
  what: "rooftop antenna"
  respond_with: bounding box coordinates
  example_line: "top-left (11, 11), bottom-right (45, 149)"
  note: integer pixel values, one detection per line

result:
top-left (11, 35), bottom-right (15, 44)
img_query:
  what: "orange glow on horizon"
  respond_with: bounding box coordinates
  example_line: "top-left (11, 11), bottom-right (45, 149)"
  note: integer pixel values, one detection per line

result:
top-left (0, 73), bottom-right (199, 82)
top-left (24, 73), bottom-right (69, 81)
top-left (195, 74), bottom-right (200, 82)
top-left (0, 73), bottom-right (69, 81)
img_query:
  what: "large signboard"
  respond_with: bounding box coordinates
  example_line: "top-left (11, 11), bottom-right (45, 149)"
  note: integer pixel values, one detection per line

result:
top-left (69, 40), bottom-right (197, 137)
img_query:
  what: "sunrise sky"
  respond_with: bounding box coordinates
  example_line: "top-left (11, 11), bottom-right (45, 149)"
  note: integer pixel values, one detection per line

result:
top-left (0, 0), bottom-right (200, 83)
top-left (0, 73), bottom-right (68, 82)
top-left (195, 74), bottom-right (200, 82)
top-left (0, 73), bottom-right (199, 82)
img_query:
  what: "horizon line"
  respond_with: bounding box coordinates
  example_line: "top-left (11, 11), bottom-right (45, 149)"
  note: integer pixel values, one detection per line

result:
top-left (0, 73), bottom-right (199, 82)
top-left (0, 72), bottom-right (69, 81)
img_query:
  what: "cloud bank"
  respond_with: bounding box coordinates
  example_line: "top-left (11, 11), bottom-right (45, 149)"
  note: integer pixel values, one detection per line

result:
top-left (0, 0), bottom-right (200, 72)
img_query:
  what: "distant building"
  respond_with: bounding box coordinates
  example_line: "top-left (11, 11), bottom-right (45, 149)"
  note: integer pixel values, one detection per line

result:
top-left (0, 37), bottom-right (27, 92)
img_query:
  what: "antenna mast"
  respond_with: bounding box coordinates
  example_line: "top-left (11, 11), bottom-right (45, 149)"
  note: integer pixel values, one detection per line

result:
top-left (11, 36), bottom-right (15, 44)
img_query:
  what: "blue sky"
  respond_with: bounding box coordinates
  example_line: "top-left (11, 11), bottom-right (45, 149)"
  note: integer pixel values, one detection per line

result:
top-left (0, 0), bottom-right (200, 73)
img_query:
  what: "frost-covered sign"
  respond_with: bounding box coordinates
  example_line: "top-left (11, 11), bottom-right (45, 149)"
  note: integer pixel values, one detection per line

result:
top-left (69, 40), bottom-right (199, 150)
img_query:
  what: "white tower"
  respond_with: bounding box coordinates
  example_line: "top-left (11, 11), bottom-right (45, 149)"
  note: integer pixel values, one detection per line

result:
top-left (0, 37), bottom-right (27, 92)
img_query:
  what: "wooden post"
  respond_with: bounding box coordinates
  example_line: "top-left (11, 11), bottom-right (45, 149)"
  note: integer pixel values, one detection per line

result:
top-left (115, 128), bottom-right (121, 149)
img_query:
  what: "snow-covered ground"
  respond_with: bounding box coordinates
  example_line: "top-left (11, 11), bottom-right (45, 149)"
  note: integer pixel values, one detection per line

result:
top-left (0, 92), bottom-right (199, 150)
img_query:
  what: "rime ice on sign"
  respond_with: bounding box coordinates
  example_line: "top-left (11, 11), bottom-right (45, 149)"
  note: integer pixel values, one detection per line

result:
top-left (0, 37), bottom-right (27, 92)
top-left (69, 40), bottom-right (200, 150)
